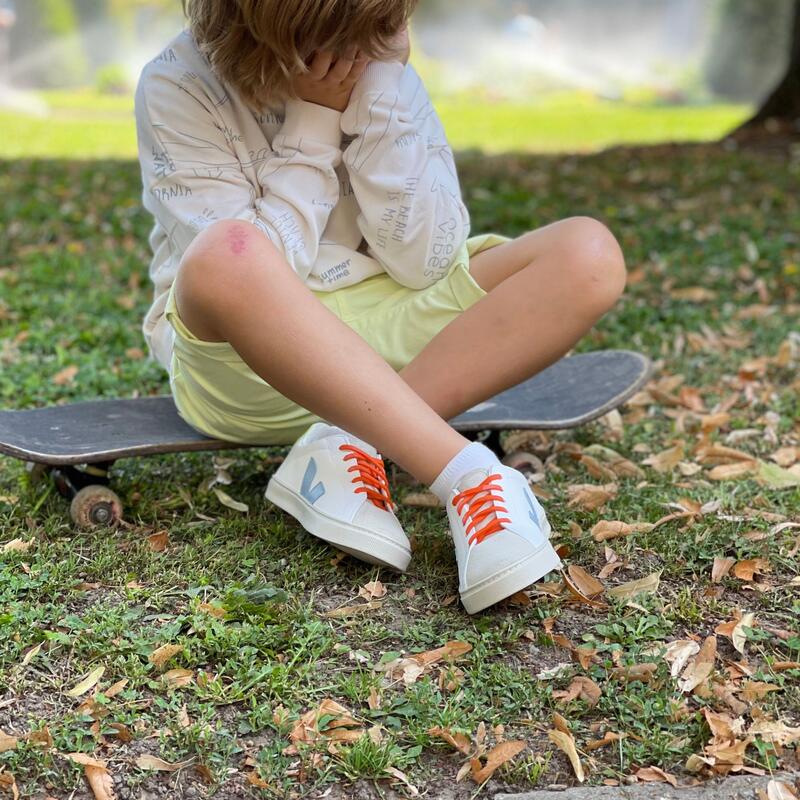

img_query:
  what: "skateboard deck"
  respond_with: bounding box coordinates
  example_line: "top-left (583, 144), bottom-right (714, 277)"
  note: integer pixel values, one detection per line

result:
top-left (0, 350), bottom-right (650, 467)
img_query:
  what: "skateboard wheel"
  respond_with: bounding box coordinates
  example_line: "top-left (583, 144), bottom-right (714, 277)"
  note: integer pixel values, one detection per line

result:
top-left (502, 451), bottom-right (545, 475)
top-left (25, 462), bottom-right (50, 486)
top-left (70, 485), bottom-right (123, 529)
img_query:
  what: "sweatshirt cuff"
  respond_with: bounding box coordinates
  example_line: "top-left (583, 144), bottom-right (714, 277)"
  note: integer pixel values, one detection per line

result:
top-left (354, 61), bottom-right (405, 96)
top-left (282, 99), bottom-right (343, 147)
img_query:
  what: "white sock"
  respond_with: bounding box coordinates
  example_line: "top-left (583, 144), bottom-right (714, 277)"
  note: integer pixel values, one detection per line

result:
top-left (430, 442), bottom-right (500, 504)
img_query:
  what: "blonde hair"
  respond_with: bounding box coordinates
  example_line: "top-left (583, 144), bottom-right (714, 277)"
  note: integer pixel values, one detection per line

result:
top-left (184, 0), bottom-right (417, 108)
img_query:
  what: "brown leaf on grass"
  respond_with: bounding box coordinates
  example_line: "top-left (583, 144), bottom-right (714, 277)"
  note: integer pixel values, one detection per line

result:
top-left (0, 770), bottom-right (19, 800)
top-left (162, 669), bottom-right (194, 689)
top-left (678, 635), bottom-right (717, 693)
top-left (427, 726), bottom-right (472, 755)
top-left (670, 286), bottom-right (717, 303)
top-left (578, 455), bottom-right (617, 481)
top-left (708, 461), bottom-right (758, 481)
top-left (635, 766), bottom-right (679, 787)
top-left (245, 772), bottom-right (270, 789)
top-left (772, 661), bottom-right (800, 671)
top-left (699, 412), bottom-right (731, 433)
top-left (715, 612), bottom-right (756, 655)
top-left (564, 565), bottom-right (605, 603)
top-left (197, 602), bottom-right (226, 619)
top-left (470, 740), bottom-right (526, 784)
top-left (53, 365), bottom-right (79, 385)
top-left (548, 728), bottom-right (585, 783)
top-left (747, 717), bottom-right (800, 746)
top-left (643, 443), bottom-right (684, 473)
top-left (591, 520), bottom-right (654, 542)
top-left (1, 539), bottom-right (33, 554)
top-left (322, 600), bottom-right (382, 618)
top-left (583, 445), bottom-right (644, 478)
top-left (607, 571), bottom-right (661, 602)
top-left (612, 663), bottom-right (658, 683)
top-left (135, 755), bottom-right (194, 771)
top-left (287, 699), bottom-right (364, 753)
top-left (383, 641), bottom-right (472, 686)
top-left (85, 762), bottom-right (116, 800)
top-left (212, 488), bottom-right (249, 513)
top-left (740, 682), bottom-right (781, 703)
top-left (0, 731), bottom-right (18, 754)
top-left (553, 676), bottom-right (602, 708)
top-left (567, 483), bottom-right (618, 511)
top-left (103, 679), bottom-right (128, 698)
top-left (146, 530), bottom-right (169, 552)
top-left (770, 447), bottom-right (800, 468)
top-left (402, 491), bottom-right (440, 507)
top-left (767, 779), bottom-right (800, 799)
top-left (712, 557), bottom-right (736, 583)
top-left (732, 559), bottom-right (771, 581)
top-left (149, 644), bottom-right (183, 668)
top-left (67, 666), bottom-right (105, 698)
top-left (358, 581), bottom-right (386, 601)
top-left (663, 640), bottom-right (700, 678)
top-left (585, 731), bottom-right (622, 751)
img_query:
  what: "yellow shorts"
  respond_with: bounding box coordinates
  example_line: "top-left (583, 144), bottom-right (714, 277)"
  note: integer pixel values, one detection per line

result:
top-left (165, 234), bottom-right (507, 445)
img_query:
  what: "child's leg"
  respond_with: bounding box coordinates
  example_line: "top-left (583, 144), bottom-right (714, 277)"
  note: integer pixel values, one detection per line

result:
top-left (399, 217), bottom-right (627, 419)
top-left (174, 219), bottom-right (468, 485)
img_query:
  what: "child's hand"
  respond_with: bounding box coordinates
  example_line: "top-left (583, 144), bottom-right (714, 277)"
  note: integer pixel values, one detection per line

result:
top-left (293, 48), bottom-right (369, 113)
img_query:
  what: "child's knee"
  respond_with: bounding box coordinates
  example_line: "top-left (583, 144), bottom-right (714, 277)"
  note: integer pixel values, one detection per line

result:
top-left (562, 216), bottom-right (626, 313)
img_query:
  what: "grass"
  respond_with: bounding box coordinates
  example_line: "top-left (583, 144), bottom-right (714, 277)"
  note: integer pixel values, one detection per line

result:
top-left (0, 88), bottom-right (750, 158)
top-left (0, 143), bottom-right (799, 799)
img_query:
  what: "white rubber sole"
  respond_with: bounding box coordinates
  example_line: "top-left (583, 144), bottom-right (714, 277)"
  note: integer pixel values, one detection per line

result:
top-left (460, 542), bottom-right (562, 614)
top-left (265, 476), bottom-right (411, 572)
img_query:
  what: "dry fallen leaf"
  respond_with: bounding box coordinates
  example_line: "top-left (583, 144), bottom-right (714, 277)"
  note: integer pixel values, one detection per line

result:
top-left (148, 644), bottom-right (183, 668)
top-left (162, 669), bottom-right (194, 689)
top-left (678, 635), bottom-right (717, 694)
top-left (1, 539), bottom-right (33, 554)
top-left (85, 762), bottom-right (116, 800)
top-left (212, 488), bottom-right (249, 513)
top-left (553, 676), bottom-right (602, 708)
top-left (358, 581), bottom-right (386, 601)
top-left (711, 557), bottom-right (736, 583)
top-left (427, 726), bottom-right (472, 756)
top-left (67, 666), bottom-right (105, 698)
top-left (0, 770), bottom-right (18, 800)
top-left (607, 571), bottom-right (661, 602)
top-left (146, 530), bottom-right (169, 552)
top-left (663, 639), bottom-right (700, 678)
top-left (53, 365), bottom-right (79, 385)
top-left (767, 779), bottom-right (800, 799)
top-left (591, 520), bottom-right (654, 542)
top-left (566, 483), bottom-right (618, 511)
top-left (135, 755), bottom-right (194, 771)
top-left (635, 766), bottom-right (678, 787)
top-left (733, 558), bottom-right (771, 581)
top-left (643, 443), bottom-right (684, 473)
top-left (548, 727), bottom-right (585, 783)
top-left (0, 731), bottom-right (18, 754)
top-left (470, 740), bottom-right (526, 784)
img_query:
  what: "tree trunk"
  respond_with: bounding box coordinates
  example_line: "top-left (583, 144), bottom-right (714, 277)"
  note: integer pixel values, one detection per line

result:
top-left (737, 0), bottom-right (800, 132)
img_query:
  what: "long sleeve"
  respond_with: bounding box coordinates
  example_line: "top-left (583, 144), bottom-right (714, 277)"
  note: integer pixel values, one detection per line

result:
top-left (340, 63), bottom-right (471, 290)
top-left (135, 69), bottom-right (343, 283)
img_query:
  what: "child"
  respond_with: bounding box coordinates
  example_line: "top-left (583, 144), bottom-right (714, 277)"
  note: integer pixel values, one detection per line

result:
top-left (135, 0), bottom-right (626, 614)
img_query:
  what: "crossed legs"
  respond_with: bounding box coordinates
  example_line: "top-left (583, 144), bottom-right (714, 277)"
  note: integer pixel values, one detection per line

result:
top-left (174, 217), bottom-right (626, 485)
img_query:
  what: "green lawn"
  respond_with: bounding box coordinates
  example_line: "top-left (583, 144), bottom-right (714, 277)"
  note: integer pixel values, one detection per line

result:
top-left (0, 89), bottom-right (750, 158)
top-left (0, 145), bottom-right (799, 799)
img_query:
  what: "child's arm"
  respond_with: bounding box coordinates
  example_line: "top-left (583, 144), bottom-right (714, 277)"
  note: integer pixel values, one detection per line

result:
top-left (341, 63), bottom-right (471, 290)
top-left (136, 71), bottom-right (342, 282)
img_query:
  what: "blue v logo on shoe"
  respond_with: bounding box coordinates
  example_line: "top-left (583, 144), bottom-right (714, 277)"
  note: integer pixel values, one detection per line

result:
top-left (300, 457), bottom-right (326, 504)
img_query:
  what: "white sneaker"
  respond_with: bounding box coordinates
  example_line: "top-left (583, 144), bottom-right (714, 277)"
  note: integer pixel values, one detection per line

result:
top-left (446, 464), bottom-right (561, 614)
top-left (265, 423), bottom-right (411, 571)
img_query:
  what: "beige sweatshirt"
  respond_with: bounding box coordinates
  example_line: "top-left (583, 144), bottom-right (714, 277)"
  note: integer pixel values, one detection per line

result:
top-left (135, 31), bottom-right (471, 368)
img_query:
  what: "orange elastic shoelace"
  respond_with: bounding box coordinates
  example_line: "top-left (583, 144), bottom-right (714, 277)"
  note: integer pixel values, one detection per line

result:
top-left (452, 473), bottom-right (510, 546)
top-left (339, 444), bottom-right (394, 512)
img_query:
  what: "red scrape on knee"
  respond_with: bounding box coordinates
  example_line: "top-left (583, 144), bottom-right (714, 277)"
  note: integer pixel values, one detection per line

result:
top-left (226, 224), bottom-right (249, 256)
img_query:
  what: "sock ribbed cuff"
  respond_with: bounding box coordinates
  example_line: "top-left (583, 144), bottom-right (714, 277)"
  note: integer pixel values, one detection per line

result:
top-left (430, 442), bottom-right (500, 504)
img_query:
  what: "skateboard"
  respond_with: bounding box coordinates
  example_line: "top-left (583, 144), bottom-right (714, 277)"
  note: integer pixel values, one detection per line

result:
top-left (0, 350), bottom-right (650, 528)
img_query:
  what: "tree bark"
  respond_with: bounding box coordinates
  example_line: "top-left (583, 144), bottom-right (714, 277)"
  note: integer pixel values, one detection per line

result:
top-left (737, 0), bottom-right (800, 132)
